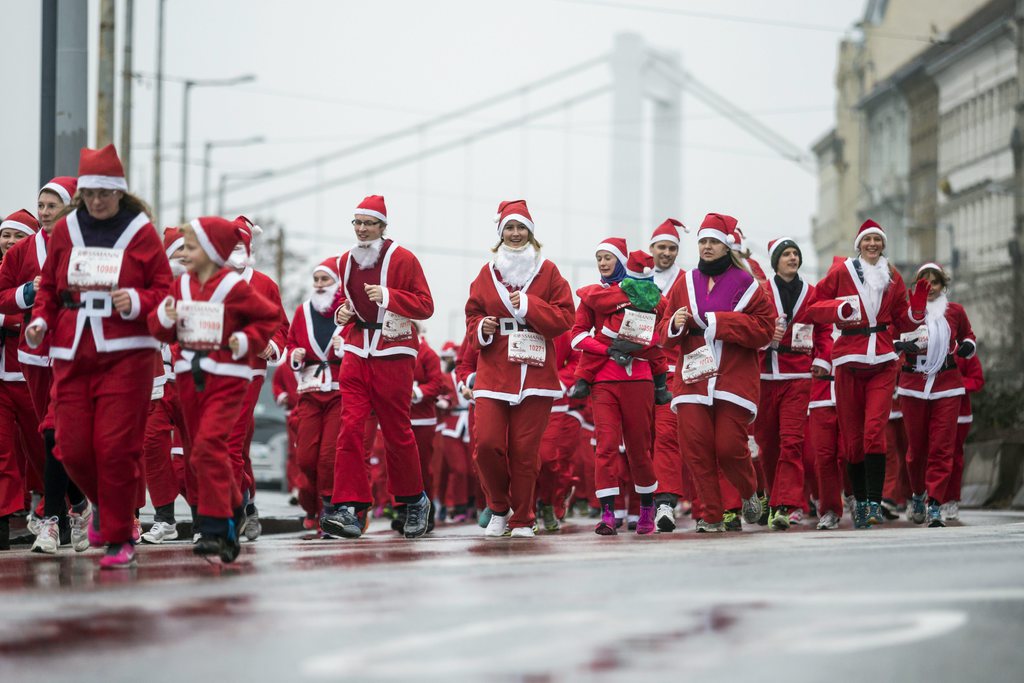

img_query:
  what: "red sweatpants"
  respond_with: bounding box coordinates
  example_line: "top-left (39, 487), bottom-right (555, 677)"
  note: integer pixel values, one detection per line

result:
top-left (177, 372), bottom-right (247, 519)
top-left (575, 426), bottom-right (597, 507)
top-left (592, 382), bottom-right (657, 498)
top-left (413, 424), bottom-right (437, 500)
top-left (441, 436), bottom-right (471, 508)
top-left (142, 391), bottom-right (180, 508)
top-left (653, 377), bottom-right (692, 501)
top-left (537, 411), bottom-right (580, 507)
top-left (902, 395), bottom-right (960, 503)
top-left (808, 406), bottom-right (843, 518)
top-left (0, 381), bottom-right (45, 516)
top-left (834, 363), bottom-right (897, 463)
top-left (949, 420), bottom-right (970, 502)
top-left (227, 375), bottom-right (262, 499)
top-left (883, 418), bottom-right (910, 504)
top-left (474, 395), bottom-right (553, 529)
top-left (753, 379), bottom-right (811, 509)
top-left (294, 392), bottom-right (341, 499)
top-left (52, 341), bottom-right (153, 545)
top-left (676, 401), bottom-right (756, 524)
top-left (22, 364), bottom-right (53, 428)
top-left (332, 355), bottom-right (422, 505)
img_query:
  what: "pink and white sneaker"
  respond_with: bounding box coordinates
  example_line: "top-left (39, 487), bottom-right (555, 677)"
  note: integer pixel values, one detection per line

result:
top-left (635, 504), bottom-right (656, 535)
top-left (99, 543), bottom-right (136, 570)
top-left (595, 506), bottom-right (617, 536)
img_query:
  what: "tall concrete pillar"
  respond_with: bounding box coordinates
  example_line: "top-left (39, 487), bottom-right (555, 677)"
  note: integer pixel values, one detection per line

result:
top-left (40, 0), bottom-right (88, 183)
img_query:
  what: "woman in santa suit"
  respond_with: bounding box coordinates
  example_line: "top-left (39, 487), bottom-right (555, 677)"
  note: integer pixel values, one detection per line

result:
top-left (809, 220), bottom-right (929, 529)
top-left (896, 262), bottom-right (976, 527)
top-left (658, 213), bottom-right (773, 533)
top-left (25, 145), bottom-right (173, 568)
top-left (465, 199), bottom-right (574, 538)
top-left (286, 257), bottom-right (344, 530)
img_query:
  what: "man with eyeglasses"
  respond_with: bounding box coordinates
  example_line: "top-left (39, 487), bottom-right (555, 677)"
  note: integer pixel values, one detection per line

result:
top-left (320, 195), bottom-right (435, 539)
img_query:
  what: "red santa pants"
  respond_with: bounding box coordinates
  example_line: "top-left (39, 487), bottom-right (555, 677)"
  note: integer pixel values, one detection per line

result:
top-left (332, 355), bottom-right (423, 505)
top-left (676, 400), bottom-right (756, 524)
top-left (653, 379), bottom-right (693, 501)
top-left (294, 391), bottom-right (341, 499)
top-left (901, 395), bottom-right (960, 503)
top-left (592, 381), bottom-right (657, 498)
top-left (883, 418), bottom-right (910, 504)
top-left (142, 389), bottom-right (180, 508)
top-left (52, 341), bottom-right (153, 544)
top-left (537, 411), bottom-right (581, 506)
top-left (22, 364), bottom-right (53, 427)
top-left (177, 372), bottom-right (247, 519)
top-left (808, 406), bottom-right (843, 517)
top-left (949, 420), bottom-right (970, 501)
top-left (834, 362), bottom-right (897, 463)
top-left (227, 375), bottom-right (262, 499)
top-left (441, 436), bottom-right (471, 508)
top-left (0, 381), bottom-right (44, 517)
top-left (753, 379), bottom-right (811, 509)
top-left (413, 424), bottom-right (437, 500)
top-left (575, 426), bottom-right (597, 507)
top-left (474, 395), bottom-right (553, 529)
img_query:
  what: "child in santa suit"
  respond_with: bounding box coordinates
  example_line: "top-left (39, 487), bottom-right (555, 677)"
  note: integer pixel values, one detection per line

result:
top-left (465, 199), bottom-right (575, 538)
top-left (320, 195), bottom-right (435, 540)
top-left (149, 216), bottom-right (279, 562)
top-left (658, 213), bottom-right (774, 533)
top-left (896, 262), bottom-right (977, 527)
top-left (946, 347), bottom-right (983, 520)
top-left (535, 330), bottom-right (581, 532)
top-left (809, 220), bottom-right (929, 528)
top-left (572, 245), bottom-right (665, 535)
top-left (25, 145), bottom-right (172, 568)
top-left (287, 257), bottom-right (344, 530)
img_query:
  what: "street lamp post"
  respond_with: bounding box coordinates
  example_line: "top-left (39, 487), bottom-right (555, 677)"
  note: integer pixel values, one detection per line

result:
top-left (178, 74), bottom-right (256, 223)
top-left (202, 136), bottom-right (264, 214)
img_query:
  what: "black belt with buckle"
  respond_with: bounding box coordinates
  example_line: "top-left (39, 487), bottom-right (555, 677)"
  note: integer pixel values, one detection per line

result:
top-left (840, 324), bottom-right (888, 336)
top-left (355, 320), bottom-right (383, 330)
top-left (903, 355), bottom-right (956, 374)
top-left (686, 328), bottom-right (705, 337)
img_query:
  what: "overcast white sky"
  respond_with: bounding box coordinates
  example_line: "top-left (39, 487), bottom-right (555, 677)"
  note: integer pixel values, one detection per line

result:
top-left (1, 0), bottom-right (875, 344)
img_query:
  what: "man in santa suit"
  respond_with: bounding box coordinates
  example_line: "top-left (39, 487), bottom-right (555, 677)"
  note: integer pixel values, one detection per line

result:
top-left (320, 195), bottom-right (435, 539)
top-left (227, 216), bottom-right (290, 542)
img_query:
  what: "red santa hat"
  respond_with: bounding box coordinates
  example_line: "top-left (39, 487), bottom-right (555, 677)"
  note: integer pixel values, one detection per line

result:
top-left (625, 250), bottom-right (654, 279)
top-left (730, 226), bottom-right (748, 252)
top-left (163, 227), bottom-right (185, 259)
top-left (854, 219), bottom-right (886, 251)
top-left (1, 209), bottom-right (39, 237)
top-left (355, 195), bottom-right (388, 224)
top-left (696, 213), bottom-right (739, 247)
top-left (77, 144), bottom-right (128, 192)
top-left (312, 256), bottom-right (341, 283)
top-left (648, 217), bottom-right (687, 247)
top-left (439, 341), bottom-right (458, 359)
top-left (234, 215), bottom-right (264, 238)
top-left (595, 237), bottom-right (628, 266)
top-left (189, 216), bottom-right (243, 267)
top-left (39, 176), bottom-right (78, 205)
top-left (767, 237), bottom-right (802, 271)
top-left (494, 199), bottom-right (535, 239)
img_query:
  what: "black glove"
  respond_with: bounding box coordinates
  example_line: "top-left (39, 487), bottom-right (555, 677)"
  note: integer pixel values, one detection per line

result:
top-left (893, 340), bottom-right (920, 355)
top-left (956, 341), bottom-right (974, 358)
top-left (610, 338), bottom-right (645, 354)
top-left (607, 348), bottom-right (632, 367)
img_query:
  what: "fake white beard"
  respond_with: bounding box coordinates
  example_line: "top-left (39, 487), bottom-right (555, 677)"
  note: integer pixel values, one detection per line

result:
top-left (859, 255), bottom-right (890, 317)
top-left (351, 237), bottom-right (384, 270)
top-left (311, 283), bottom-right (339, 314)
top-left (493, 243), bottom-right (539, 289)
top-left (226, 244), bottom-right (252, 271)
top-left (169, 259), bottom-right (188, 278)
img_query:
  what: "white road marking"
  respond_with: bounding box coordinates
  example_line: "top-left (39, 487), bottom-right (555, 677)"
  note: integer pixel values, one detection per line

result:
top-left (788, 610), bottom-right (968, 653)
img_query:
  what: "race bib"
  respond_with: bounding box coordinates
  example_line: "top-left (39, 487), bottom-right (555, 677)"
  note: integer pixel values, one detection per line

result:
top-left (297, 364), bottom-right (330, 393)
top-left (790, 322), bottom-right (814, 354)
top-left (900, 326), bottom-right (929, 353)
top-left (381, 311), bottom-right (413, 342)
top-left (67, 247), bottom-right (123, 291)
top-left (681, 344), bottom-right (717, 385)
top-left (176, 301), bottom-right (225, 351)
top-left (618, 309), bottom-right (656, 345)
top-left (508, 330), bottom-right (546, 367)
top-left (836, 295), bottom-right (862, 324)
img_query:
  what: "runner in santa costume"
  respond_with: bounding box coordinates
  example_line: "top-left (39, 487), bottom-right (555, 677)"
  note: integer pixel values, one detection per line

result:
top-left (752, 237), bottom-right (829, 530)
top-left (286, 256), bottom-right (344, 530)
top-left (658, 213), bottom-right (772, 532)
top-left (320, 194), bottom-right (435, 539)
top-left (571, 244), bottom-right (664, 535)
top-left (437, 340), bottom-right (476, 523)
top-left (0, 210), bottom-right (47, 550)
top-left (535, 330), bottom-right (581, 532)
top-left (946, 346), bottom-right (983, 521)
top-left (809, 219), bottom-right (929, 529)
top-left (24, 145), bottom-right (173, 568)
top-left (149, 216), bottom-right (279, 562)
top-left (896, 262), bottom-right (976, 527)
top-left (465, 199), bottom-right (574, 538)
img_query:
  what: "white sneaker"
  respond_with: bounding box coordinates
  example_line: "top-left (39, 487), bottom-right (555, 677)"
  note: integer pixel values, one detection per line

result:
top-left (26, 512), bottom-right (43, 537)
top-left (788, 508), bottom-right (804, 525)
top-left (941, 500), bottom-right (960, 521)
top-left (816, 511), bottom-right (840, 530)
top-left (510, 526), bottom-right (535, 538)
top-left (241, 505), bottom-right (261, 542)
top-left (142, 521), bottom-right (179, 544)
top-left (655, 503), bottom-right (676, 532)
top-left (31, 516), bottom-right (61, 554)
top-left (69, 503), bottom-right (92, 552)
top-left (192, 532), bottom-right (201, 544)
top-left (484, 512), bottom-right (509, 537)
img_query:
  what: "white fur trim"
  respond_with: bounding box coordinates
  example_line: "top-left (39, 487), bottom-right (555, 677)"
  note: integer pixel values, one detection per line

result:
top-left (40, 182), bottom-right (71, 204)
top-left (0, 219), bottom-right (35, 236)
top-left (595, 487), bottom-right (620, 499)
top-left (15, 283), bottom-right (32, 310)
top-left (77, 175), bottom-right (128, 191)
top-left (119, 287), bottom-right (141, 320)
top-left (697, 228), bottom-right (729, 244)
top-left (855, 227), bottom-right (886, 250)
top-left (230, 332), bottom-right (249, 360)
top-left (595, 242), bottom-right (627, 265)
top-left (354, 208), bottom-right (387, 224)
top-left (190, 218), bottom-right (226, 266)
top-left (157, 297), bottom-right (176, 329)
top-left (649, 235), bottom-right (679, 247)
top-left (497, 213), bottom-right (535, 237)
top-left (165, 237), bottom-right (185, 260)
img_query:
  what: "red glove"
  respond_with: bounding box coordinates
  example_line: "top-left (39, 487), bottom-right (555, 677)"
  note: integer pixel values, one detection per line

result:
top-left (910, 279), bottom-right (930, 318)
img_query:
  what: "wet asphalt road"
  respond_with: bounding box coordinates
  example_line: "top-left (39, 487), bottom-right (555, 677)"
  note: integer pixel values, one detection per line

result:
top-left (1, 510), bottom-right (1022, 682)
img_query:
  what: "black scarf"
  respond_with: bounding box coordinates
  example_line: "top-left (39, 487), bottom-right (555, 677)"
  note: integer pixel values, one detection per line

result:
top-left (697, 252), bottom-right (732, 277)
top-left (774, 274), bottom-right (802, 318)
top-left (77, 205), bottom-right (135, 248)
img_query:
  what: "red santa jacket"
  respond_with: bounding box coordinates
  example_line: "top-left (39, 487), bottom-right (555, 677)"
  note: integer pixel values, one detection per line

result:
top-left (0, 230), bottom-right (51, 368)
top-left (570, 282), bottom-right (665, 383)
top-left (758, 277), bottom-right (831, 380)
top-left (333, 240), bottom-right (433, 359)
top-left (808, 327), bottom-right (837, 411)
top-left (955, 352), bottom-right (984, 424)
top-left (410, 340), bottom-right (445, 427)
top-left (658, 268), bottom-right (775, 420)
top-left (272, 362), bottom-right (299, 414)
top-left (809, 258), bottom-right (921, 370)
top-left (439, 369), bottom-right (472, 442)
top-left (551, 331), bottom-right (580, 412)
top-left (465, 257), bottom-right (575, 405)
top-left (149, 269), bottom-right (279, 379)
top-left (0, 310), bottom-right (22, 381)
top-left (240, 267), bottom-right (288, 376)
top-left (29, 209), bottom-right (173, 361)
top-left (286, 299), bottom-right (342, 392)
top-left (896, 299), bottom-right (976, 401)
